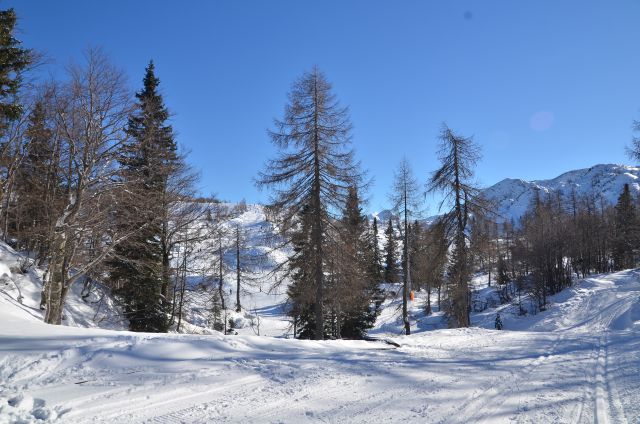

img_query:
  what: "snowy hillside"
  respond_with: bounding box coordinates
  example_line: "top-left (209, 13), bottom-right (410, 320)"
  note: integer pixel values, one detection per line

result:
top-left (1, 269), bottom-right (639, 423)
top-left (483, 163), bottom-right (640, 223)
top-left (0, 243), bottom-right (126, 331)
top-left (178, 202), bottom-right (293, 337)
top-left (0, 203), bottom-right (291, 337)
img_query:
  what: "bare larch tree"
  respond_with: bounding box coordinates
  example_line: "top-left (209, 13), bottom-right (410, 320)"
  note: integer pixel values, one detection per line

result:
top-left (427, 124), bottom-right (485, 328)
top-left (257, 67), bottom-right (360, 340)
top-left (389, 158), bottom-right (421, 335)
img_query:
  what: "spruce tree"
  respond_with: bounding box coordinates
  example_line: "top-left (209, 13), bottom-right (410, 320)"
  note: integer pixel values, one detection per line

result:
top-left (0, 8), bottom-right (31, 134)
top-left (383, 219), bottom-right (399, 284)
top-left (286, 205), bottom-right (319, 339)
top-left (613, 183), bottom-right (637, 269)
top-left (496, 255), bottom-right (510, 303)
top-left (371, 217), bottom-right (383, 280)
top-left (0, 8), bottom-right (32, 241)
top-left (14, 100), bottom-right (61, 258)
top-left (108, 61), bottom-right (176, 332)
top-left (336, 186), bottom-right (378, 339)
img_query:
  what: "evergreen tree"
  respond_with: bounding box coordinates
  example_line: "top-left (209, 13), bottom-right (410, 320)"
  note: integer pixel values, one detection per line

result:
top-left (287, 205), bottom-right (320, 339)
top-left (208, 288), bottom-right (224, 332)
top-left (334, 186), bottom-right (378, 339)
top-left (0, 8), bottom-right (31, 134)
top-left (370, 217), bottom-right (383, 280)
top-left (383, 219), bottom-right (399, 284)
top-left (108, 61), bottom-right (176, 332)
top-left (0, 8), bottom-right (33, 243)
top-left (613, 183), bottom-right (637, 269)
top-left (423, 220), bottom-right (448, 314)
top-left (496, 255), bottom-right (510, 303)
top-left (13, 100), bottom-right (62, 259)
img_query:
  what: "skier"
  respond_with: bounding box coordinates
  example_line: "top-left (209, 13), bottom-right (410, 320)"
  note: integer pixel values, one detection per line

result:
top-left (494, 313), bottom-right (503, 330)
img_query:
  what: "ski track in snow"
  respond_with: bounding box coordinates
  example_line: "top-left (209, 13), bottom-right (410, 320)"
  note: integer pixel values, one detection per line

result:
top-left (2, 271), bottom-right (640, 423)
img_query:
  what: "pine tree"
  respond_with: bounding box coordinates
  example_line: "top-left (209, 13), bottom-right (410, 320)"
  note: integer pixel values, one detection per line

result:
top-left (383, 219), bottom-right (399, 284)
top-left (208, 288), bottom-right (224, 332)
top-left (613, 183), bottom-right (637, 269)
top-left (257, 67), bottom-right (361, 340)
top-left (108, 61), bottom-right (176, 332)
top-left (0, 8), bottom-right (31, 134)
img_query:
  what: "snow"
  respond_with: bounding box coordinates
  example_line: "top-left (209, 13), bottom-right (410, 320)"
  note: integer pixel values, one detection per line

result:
top-left (177, 203), bottom-right (293, 337)
top-left (374, 164), bottom-right (640, 225)
top-left (0, 243), bottom-right (125, 331)
top-left (2, 267), bottom-right (640, 423)
top-left (483, 163), bottom-right (640, 224)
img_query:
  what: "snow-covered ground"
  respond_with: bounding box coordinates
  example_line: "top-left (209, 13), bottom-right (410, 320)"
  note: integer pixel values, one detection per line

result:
top-left (2, 267), bottom-right (639, 423)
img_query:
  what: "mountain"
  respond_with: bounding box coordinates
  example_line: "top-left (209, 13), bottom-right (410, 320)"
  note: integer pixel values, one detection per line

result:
top-left (373, 164), bottom-right (640, 224)
top-left (484, 163), bottom-right (640, 223)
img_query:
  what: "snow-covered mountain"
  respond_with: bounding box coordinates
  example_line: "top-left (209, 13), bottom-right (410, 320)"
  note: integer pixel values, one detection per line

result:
top-left (484, 163), bottom-right (640, 223)
top-left (373, 164), bottom-right (640, 225)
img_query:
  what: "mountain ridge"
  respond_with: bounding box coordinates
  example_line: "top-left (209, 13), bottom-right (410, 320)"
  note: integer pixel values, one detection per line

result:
top-left (372, 163), bottom-right (640, 224)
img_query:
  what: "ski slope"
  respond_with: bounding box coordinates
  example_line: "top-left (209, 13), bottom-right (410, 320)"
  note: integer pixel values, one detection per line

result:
top-left (2, 270), bottom-right (639, 423)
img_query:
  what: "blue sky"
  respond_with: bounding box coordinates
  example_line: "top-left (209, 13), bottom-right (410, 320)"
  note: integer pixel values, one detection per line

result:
top-left (7, 1), bottom-right (640, 213)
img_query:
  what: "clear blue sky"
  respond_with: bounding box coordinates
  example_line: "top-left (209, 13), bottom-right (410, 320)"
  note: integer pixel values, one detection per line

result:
top-left (7, 1), bottom-right (640, 213)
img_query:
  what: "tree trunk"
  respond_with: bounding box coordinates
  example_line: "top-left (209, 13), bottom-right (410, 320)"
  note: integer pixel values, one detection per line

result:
top-left (44, 239), bottom-right (66, 324)
top-left (218, 238), bottom-right (226, 311)
top-left (402, 184), bottom-right (411, 335)
top-left (312, 76), bottom-right (324, 341)
top-left (235, 227), bottom-right (241, 312)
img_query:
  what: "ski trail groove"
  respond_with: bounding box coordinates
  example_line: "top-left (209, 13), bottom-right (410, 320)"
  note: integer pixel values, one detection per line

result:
top-left (442, 334), bottom-right (565, 424)
top-left (594, 334), bottom-right (612, 424)
top-left (602, 331), bottom-right (628, 424)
